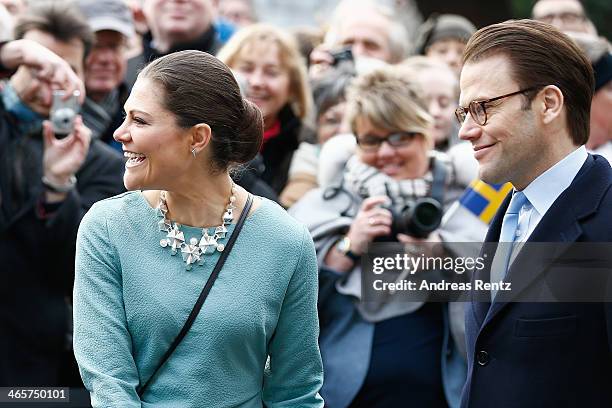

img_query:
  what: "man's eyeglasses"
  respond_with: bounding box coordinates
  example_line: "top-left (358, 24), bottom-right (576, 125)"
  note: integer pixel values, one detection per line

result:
top-left (455, 86), bottom-right (540, 126)
top-left (356, 132), bottom-right (419, 152)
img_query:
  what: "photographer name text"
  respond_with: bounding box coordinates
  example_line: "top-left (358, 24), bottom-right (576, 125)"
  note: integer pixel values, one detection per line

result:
top-left (373, 279), bottom-right (511, 292)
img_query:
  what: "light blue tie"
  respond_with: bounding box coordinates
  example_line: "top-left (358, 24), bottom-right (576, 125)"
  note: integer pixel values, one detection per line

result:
top-left (491, 191), bottom-right (528, 299)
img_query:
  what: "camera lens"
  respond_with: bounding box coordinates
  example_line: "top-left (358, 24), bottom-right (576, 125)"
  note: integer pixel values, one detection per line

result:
top-left (403, 198), bottom-right (443, 238)
top-left (414, 202), bottom-right (440, 227)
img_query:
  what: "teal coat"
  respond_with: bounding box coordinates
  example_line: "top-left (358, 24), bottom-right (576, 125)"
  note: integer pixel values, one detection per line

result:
top-left (74, 192), bottom-right (324, 407)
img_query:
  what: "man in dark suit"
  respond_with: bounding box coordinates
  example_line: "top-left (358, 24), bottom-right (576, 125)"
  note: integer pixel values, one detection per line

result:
top-left (456, 20), bottom-right (612, 407)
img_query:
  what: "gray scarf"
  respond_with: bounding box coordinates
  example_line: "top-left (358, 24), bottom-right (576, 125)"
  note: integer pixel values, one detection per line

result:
top-left (81, 89), bottom-right (120, 140)
top-left (343, 153), bottom-right (457, 208)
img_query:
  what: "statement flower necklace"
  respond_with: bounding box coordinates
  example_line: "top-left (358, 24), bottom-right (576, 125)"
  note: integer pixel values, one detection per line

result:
top-left (157, 185), bottom-right (236, 270)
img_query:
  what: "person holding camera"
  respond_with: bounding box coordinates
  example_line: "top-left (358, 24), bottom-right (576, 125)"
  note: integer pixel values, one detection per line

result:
top-left (290, 66), bottom-right (473, 408)
top-left (307, 0), bottom-right (409, 82)
top-left (0, 3), bottom-right (124, 387)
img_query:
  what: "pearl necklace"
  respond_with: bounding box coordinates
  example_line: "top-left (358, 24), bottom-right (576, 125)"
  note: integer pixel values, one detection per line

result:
top-left (157, 185), bottom-right (237, 270)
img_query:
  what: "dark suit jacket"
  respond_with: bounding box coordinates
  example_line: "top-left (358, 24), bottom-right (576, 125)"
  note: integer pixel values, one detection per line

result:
top-left (461, 154), bottom-right (612, 408)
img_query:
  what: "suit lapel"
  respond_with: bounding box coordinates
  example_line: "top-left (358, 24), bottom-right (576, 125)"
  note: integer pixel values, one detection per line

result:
top-left (482, 155), bottom-right (605, 327)
top-left (483, 201), bottom-right (583, 326)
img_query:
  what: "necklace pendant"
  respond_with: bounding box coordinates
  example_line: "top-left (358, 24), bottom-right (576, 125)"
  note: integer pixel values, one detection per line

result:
top-left (200, 237), bottom-right (217, 254)
top-left (167, 226), bottom-right (186, 254)
top-left (199, 233), bottom-right (216, 255)
top-left (170, 238), bottom-right (184, 255)
top-left (158, 218), bottom-right (172, 232)
top-left (182, 243), bottom-right (201, 268)
top-left (222, 209), bottom-right (233, 225)
top-left (214, 225), bottom-right (228, 238)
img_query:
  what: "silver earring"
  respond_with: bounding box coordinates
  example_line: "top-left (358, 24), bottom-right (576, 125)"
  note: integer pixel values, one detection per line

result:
top-left (191, 148), bottom-right (197, 158)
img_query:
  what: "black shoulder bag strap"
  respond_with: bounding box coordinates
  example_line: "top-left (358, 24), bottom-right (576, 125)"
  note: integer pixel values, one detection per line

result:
top-left (137, 193), bottom-right (254, 397)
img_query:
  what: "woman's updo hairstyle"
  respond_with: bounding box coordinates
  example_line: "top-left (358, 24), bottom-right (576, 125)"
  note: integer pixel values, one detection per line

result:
top-left (139, 50), bottom-right (263, 172)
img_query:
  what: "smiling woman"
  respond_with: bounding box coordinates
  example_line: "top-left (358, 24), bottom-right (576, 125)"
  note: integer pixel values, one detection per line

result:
top-left (218, 24), bottom-right (313, 195)
top-left (113, 76), bottom-right (198, 191)
top-left (73, 50), bottom-right (324, 407)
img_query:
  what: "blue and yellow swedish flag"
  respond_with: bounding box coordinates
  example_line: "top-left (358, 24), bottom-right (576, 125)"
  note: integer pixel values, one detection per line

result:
top-left (459, 181), bottom-right (513, 224)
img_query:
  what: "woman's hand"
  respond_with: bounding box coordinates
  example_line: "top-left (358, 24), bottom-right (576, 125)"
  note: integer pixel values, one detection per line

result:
top-left (346, 196), bottom-right (393, 255)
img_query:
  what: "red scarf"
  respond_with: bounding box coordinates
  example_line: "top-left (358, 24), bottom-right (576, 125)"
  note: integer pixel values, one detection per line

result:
top-left (261, 120), bottom-right (281, 152)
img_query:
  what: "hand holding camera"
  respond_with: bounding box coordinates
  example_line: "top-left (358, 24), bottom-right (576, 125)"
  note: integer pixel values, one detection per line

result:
top-left (375, 197), bottom-right (444, 242)
top-left (308, 45), bottom-right (354, 80)
top-left (346, 196), bottom-right (393, 255)
top-left (42, 114), bottom-right (92, 199)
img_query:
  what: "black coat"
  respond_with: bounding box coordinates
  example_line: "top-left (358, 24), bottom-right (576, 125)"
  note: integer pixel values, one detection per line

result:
top-left (0, 101), bottom-right (125, 386)
top-left (234, 105), bottom-right (308, 202)
top-left (259, 105), bottom-right (304, 194)
top-left (125, 25), bottom-right (222, 88)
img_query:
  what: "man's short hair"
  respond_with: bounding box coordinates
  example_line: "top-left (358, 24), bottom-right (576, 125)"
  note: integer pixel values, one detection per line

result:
top-left (14, 1), bottom-right (94, 58)
top-left (463, 19), bottom-right (594, 146)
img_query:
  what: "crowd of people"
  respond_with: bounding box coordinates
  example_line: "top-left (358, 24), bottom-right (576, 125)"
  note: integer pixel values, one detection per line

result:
top-left (0, 0), bottom-right (610, 407)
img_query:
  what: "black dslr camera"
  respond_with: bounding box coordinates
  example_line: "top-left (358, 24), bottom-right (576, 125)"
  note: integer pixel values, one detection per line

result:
top-left (383, 197), bottom-right (443, 239)
top-left (375, 157), bottom-right (447, 242)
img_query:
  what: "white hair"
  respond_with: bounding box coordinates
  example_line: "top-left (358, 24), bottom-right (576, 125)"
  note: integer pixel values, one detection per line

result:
top-left (323, 0), bottom-right (411, 63)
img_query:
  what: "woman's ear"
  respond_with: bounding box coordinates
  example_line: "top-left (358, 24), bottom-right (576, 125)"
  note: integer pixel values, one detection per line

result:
top-left (539, 85), bottom-right (564, 125)
top-left (190, 123), bottom-right (212, 155)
